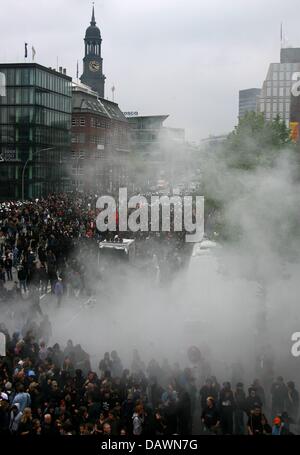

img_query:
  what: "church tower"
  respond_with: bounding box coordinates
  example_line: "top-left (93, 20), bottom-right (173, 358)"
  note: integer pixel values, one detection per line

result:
top-left (80, 5), bottom-right (106, 98)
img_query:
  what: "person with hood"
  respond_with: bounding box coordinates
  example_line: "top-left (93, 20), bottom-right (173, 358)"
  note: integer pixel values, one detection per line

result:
top-left (9, 403), bottom-right (23, 434)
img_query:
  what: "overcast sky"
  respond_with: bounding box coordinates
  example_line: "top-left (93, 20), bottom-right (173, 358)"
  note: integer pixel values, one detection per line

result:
top-left (1, 0), bottom-right (300, 141)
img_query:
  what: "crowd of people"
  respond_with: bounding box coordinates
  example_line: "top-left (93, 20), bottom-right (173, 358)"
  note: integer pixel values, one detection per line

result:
top-left (0, 322), bottom-right (299, 436)
top-left (0, 193), bottom-right (191, 304)
top-left (0, 194), bottom-right (299, 436)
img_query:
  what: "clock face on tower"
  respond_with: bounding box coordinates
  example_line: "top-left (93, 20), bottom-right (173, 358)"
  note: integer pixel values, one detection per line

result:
top-left (89, 61), bottom-right (101, 72)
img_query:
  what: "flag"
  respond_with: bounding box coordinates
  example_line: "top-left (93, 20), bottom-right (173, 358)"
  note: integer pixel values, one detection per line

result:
top-left (76, 60), bottom-right (79, 79)
top-left (25, 43), bottom-right (28, 58)
top-left (32, 46), bottom-right (36, 61)
top-left (280, 23), bottom-right (283, 42)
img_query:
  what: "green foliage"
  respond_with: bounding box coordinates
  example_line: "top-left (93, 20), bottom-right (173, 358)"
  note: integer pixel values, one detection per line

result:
top-left (202, 112), bottom-right (300, 241)
top-left (224, 112), bottom-right (292, 170)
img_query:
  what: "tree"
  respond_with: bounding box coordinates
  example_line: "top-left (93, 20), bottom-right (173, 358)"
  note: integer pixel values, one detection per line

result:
top-left (224, 112), bottom-right (292, 170)
top-left (200, 112), bottom-right (299, 241)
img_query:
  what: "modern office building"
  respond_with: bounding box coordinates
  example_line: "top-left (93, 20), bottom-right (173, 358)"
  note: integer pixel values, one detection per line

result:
top-left (0, 63), bottom-right (72, 200)
top-left (258, 47), bottom-right (300, 127)
top-left (239, 88), bottom-right (261, 119)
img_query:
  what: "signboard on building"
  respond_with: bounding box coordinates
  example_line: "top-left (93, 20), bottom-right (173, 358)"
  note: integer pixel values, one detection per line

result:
top-left (123, 111), bottom-right (139, 117)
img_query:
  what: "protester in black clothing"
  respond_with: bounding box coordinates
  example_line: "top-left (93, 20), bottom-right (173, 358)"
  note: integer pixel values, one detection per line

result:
top-left (201, 397), bottom-right (221, 435)
top-left (200, 377), bottom-right (219, 410)
top-left (286, 381), bottom-right (299, 423)
top-left (271, 376), bottom-right (288, 418)
top-left (177, 389), bottom-right (192, 435)
top-left (245, 387), bottom-right (263, 416)
top-left (18, 407), bottom-right (33, 436)
top-left (219, 382), bottom-right (235, 435)
top-left (234, 382), bottom-right (246, 435)
top-left (0, 395), bottom-right (10, 435)
top-left (252, 379), bottom-right (266, 408)
top-left (247, 406), bottom-right (272, 435)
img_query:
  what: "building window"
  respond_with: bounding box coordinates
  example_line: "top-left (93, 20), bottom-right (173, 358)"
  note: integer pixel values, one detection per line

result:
top-left (80, 117), bottom-right (85, 126)
top-left (72, 118), bottom-right (76, 126)
top-left (272, 72), bottom-right (278, 81)
top-left (279, 72), bottom-right (284, 81)
top-left (267, 88), bottom-right (271, 97)
top-left (279, 87), bottom-right (284, 97)
top-left (79, 151), bottom-right (85, 159)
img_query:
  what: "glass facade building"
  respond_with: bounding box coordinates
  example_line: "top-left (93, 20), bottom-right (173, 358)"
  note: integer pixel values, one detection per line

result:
top-left (239, 88), bottom-right (261, 119)
top-left (0, 63), bottom-right (72, 200)
top-left (258, 50), bottom-right (300, 127)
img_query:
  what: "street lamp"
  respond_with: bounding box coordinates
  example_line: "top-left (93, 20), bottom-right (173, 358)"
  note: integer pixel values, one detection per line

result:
top-left (21, 147), bottom-right (55, 202)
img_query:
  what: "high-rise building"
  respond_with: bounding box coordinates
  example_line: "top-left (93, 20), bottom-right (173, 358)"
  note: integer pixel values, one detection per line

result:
top-left (239, 88), bottom-right (261, 119)
top-left (258, 48), bottom-right (300, 127)
top-left (80, 6), bottom-right (106, 98)
top-left (0, 63), bottom-right (72, 200)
